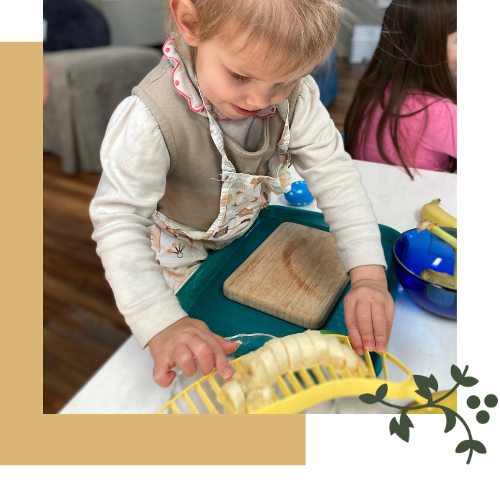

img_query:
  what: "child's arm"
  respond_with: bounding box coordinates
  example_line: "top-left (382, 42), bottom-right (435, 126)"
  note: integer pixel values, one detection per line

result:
top-left (288, 77), bottom-right (394, 354)
top-left (90, 97), bottom-right (237, 385)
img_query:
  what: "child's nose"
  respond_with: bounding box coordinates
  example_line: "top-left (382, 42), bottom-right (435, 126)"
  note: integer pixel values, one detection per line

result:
top-left (245, 93), bottom-right (272, 111)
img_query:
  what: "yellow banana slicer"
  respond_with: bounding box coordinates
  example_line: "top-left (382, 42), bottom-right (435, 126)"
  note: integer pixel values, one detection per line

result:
top-left (157, 332), bottom-right (456, 415)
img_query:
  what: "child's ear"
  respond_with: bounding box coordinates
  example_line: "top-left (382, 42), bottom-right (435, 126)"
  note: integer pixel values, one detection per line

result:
top-left (169, 0), bottom-right (200, 47)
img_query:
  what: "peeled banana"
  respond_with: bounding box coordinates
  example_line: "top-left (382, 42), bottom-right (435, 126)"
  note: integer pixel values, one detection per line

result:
top-left (220, 331), bottom-right (369, 414)
top-left (420, 199), bottom-right (457, 228)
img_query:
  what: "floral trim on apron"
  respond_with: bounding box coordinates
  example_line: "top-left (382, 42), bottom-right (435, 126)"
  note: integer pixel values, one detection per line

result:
top-left (150, 37), bottom-right (294, 292)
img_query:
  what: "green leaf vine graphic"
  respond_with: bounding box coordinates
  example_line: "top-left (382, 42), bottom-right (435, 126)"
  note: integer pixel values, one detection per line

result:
top-left (359, 365), bottom-right (496, 464)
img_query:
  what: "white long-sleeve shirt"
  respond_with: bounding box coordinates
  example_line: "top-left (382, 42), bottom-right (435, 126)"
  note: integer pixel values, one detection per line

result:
top-left (90, 67), bottom-right (386, 349)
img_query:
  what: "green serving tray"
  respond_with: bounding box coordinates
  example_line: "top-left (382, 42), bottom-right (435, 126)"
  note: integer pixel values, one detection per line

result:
top-left (177, 205), bottom-right (400, 376)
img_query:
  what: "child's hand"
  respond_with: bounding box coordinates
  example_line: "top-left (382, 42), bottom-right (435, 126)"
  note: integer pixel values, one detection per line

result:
top-left (343, 265), bottom-right (395, 355)
top-left (148, 317), bottom-right (239, 388)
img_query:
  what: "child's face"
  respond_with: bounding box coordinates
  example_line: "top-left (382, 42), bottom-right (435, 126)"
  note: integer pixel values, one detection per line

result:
top-left (447, 31), bottom-right (457, 79)
top-left (195, 33), bottom-right (313, 120)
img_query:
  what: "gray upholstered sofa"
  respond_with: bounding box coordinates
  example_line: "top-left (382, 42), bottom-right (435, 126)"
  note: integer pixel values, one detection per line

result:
top-left (43, 0), bottom-right (163, 174)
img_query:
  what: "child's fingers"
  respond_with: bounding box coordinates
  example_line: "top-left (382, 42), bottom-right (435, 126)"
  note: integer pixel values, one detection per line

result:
top-left (213, 334), bottom-right (240, 355)
top-left (153, 363), bottom-right (177, 388)
top-left (371, 300), bottom-right (387, 352)
top-left (174, 343), bottom-right (197, 377)
top-left (188, 337), bottom-right (216, 376)
top-left (386, 299), bottom-right (395, 342)
top-left (344, 298), bottom-right (365, 355)
top-left (204, 335), bottom-right (233, 381)
top-left (356, 302), bottom-right (375, 351)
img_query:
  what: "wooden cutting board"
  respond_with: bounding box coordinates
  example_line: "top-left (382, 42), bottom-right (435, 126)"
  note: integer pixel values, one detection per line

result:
top-left (223, 222), bottom-right (349, 329)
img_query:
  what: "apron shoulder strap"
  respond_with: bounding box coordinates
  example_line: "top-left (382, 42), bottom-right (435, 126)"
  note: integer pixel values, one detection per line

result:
top-left (276, 100), bottom-right (289, 122)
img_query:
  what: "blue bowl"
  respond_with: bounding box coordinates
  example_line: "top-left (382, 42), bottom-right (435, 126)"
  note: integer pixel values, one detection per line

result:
top-left (392, 227), bottom-right (457, 319)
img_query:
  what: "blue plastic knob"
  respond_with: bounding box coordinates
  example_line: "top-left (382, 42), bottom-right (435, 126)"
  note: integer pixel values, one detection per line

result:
top-left (284, 180), bottom-right (314, 206)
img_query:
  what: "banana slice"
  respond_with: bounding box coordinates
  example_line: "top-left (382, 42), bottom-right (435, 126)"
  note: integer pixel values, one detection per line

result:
top-left (295, 332), bottom-right (317, 368)
top-left (239, 352), bottom-right (268, 388)
top-left (325, 335), bottom-right (346, 371)
top-left (305, 330), bottom-right (330, 366)
top-left (339, 343), bottom-right (369, 375)
top-left (232, 371), bottom-right (255, 393)
top-left (281, 335), bottom-right (303, 372)
top-left (324, 336), bottom-right (369, 375)
top-left (266, 338), bottom-right (289, 374)
top-left (246, 387), bottom-right (274, 413)
top-left (339, 343), bottom-right (360, 371)
top-left (221, 379), bottom-right (246, 414)
top-left (258, 346), bottom-right (280, 385)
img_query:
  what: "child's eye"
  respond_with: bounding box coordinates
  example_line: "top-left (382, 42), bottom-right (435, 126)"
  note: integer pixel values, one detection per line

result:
top-left (229, 71), bottom-right (251, 84)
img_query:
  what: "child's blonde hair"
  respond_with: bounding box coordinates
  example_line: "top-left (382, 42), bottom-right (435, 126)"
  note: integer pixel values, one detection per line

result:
top-left (168, 0), bottom-right (341, 83)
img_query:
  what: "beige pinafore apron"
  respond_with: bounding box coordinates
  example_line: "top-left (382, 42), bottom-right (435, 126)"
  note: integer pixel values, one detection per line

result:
top-left (150, 45), bottom-right (294, 292)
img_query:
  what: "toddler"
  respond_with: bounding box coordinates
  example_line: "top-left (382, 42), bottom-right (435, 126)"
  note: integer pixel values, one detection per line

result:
top-left (344, 0), bottom-right (457, 177)
top-left (90, 0), bottom-right (395, 388)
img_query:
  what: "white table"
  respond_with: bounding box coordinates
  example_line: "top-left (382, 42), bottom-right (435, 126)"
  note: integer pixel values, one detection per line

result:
top-left (60, 161), bottom-right (457, 414)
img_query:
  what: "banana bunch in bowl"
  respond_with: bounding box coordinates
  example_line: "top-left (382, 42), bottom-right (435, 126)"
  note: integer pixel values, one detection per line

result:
top-left (221, 331), bottom-right (368, 414)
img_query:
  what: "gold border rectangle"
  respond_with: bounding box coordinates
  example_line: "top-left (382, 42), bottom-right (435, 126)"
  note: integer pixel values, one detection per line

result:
top-left (0, 42), bottom-right (306, 465)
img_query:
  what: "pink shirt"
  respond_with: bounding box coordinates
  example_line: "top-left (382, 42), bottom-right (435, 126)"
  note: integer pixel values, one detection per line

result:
top-left (353, 91), bottom-right (457, 171)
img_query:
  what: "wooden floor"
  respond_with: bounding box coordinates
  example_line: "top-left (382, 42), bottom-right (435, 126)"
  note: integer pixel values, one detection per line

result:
top-left (43, 155), bottom-right (132, 413)
top-left (43, 61), bottom-right (362, 414)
